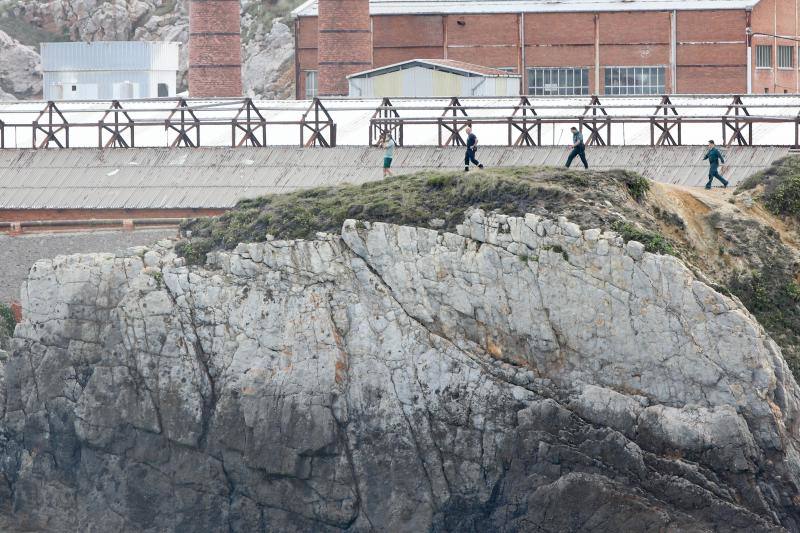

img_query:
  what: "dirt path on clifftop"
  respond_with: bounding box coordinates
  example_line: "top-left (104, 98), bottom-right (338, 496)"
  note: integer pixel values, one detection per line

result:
top-left (649, 183), bottom-right (800, 270)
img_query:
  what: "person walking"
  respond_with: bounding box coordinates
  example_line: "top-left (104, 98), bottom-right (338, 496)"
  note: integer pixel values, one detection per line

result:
top-left (703, 140), bottom-right (729, 189)
top-left (380, 132), bottom-right (396, 177)
top-left (565, 126), bottom-right (589, 169)
top-left (464, 126), bottom-right (484, 171)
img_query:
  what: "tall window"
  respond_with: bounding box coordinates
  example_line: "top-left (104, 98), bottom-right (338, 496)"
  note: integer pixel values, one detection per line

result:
top-left (604, 66), bottom-right (665, 95)
top-left (756, 45), bottom-right (773, 68)
top-left (527, 68), bottom-right (589, 96)
top-left (778, 45), bottom-right (794, 68)
top-left (157, 83), bottom-right (169, 97)
top-left (305, 70), bottom-right (318, 99)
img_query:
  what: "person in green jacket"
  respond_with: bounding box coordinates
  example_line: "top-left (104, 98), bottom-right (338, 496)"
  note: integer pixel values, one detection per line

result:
top-left (703, 140), bottom-right (729, 189)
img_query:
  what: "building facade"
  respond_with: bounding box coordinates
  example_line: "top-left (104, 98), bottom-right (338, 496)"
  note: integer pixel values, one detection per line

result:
top-left (348, 59), bottom-right (521, 97)
top-left (293, 0), bottom-right (800, 98)
top-left (41, 42), bottom-right (179, 101)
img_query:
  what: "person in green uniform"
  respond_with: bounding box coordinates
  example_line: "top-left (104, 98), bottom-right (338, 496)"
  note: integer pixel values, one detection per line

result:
top-left (381, 133), bottom-right (396, 177)
top-left (703, 140), bottom-right (729, 189)
top-left (565, 127), bottom-right (589, 169)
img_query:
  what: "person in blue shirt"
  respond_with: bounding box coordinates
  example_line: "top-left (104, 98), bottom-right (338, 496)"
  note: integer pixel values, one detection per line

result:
top-left (464, 126), bottom-right (484, 171)
top-left (565, 127), bottom-right (589, 169)
top-left (703, 140), bottom-right (729, 189)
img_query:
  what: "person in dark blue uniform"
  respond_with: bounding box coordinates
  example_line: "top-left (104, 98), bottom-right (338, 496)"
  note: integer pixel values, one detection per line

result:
top-left (703, 140), bottom-right (729, 189)
top-left (565, 127), bottom-right (589, 169)
top-left (464, 126), bottom-right (484, 171)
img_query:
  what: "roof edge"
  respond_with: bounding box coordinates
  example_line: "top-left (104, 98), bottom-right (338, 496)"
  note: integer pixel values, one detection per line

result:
top-left (347, 59), bottom-right (522, 78)
top-left (294, 0), bottom-right (761, 17)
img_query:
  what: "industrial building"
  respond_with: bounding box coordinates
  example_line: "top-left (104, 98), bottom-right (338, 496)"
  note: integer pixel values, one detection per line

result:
top-left (293, 0), bottom-right (800, 98)
top-left (41, 42), bottom-right (179, 100)
top-left (348, 59), bottom-right (521, 97)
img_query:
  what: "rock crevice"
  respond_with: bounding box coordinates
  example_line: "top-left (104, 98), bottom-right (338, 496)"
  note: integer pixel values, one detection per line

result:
top-left (0, 214), bottom-right (798, 532)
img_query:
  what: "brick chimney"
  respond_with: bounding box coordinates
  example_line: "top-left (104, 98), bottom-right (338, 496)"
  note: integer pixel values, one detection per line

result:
top-left (188, 0), bottom-right (243, 98)
top-left (318, 0), bottom-right (372, 97)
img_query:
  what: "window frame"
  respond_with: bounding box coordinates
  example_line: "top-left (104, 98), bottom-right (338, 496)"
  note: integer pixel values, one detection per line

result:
top-left (755, 45), bottom-right (773, 69)
top-left (603, 66), bottom-right (666, 95)
top-left (304, 70), bottom-right (318, 99)
top-left (526, 67), bottom-right (590, 96)
top-left (778, 45), bottom-right (794, 69)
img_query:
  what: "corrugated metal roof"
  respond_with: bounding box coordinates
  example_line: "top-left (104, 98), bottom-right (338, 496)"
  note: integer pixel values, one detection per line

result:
top-left (293, 0), bottom-right (760, 17)
top-left (348, 59), bottom-right (521, 78)
top-left (0, 146), bottom-right (785, 210)
top-left (41, 42), bottom-right (180, 72)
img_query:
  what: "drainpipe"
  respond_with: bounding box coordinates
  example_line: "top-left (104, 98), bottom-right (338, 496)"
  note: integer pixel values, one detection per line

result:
top-left (295, 18), bottom-right (302, 99)
top-left (670, 10), bottom-right (677, 94)
top-left (746, 10), bottom-right (753, 94)
top-left (519, 13), bottom-right (526, 94)
top-left (443, 15), bottom-right (448, 59)
top-left (594, 14), bottom-right (600, 94)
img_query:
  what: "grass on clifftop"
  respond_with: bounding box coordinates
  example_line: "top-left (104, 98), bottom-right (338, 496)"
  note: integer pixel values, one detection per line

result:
top-left (738, 156), bottom-right (800, 220)
top-left (177, 167), bottom-right (651, 266)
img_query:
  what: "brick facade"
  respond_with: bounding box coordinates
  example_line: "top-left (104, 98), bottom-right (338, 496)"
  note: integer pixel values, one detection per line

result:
top-left (296, 0), bottom-right (800, 97)
top-left (189, 0), bottom-right (243, 98)
top-left (318, 0), bottom-right (372, 96)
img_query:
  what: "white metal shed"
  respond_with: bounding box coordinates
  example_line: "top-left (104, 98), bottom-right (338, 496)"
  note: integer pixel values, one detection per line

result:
top-left (348, 59), bottom-right (521, 98)
top-left (41, 41), bottom-right (180, 101)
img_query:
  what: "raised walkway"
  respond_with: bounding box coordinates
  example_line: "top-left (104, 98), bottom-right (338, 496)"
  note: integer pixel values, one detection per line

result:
top-left (0, 146), bottom-right (789, 210)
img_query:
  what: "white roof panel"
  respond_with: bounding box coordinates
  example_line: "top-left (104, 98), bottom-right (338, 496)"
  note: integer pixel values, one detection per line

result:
top-left (293, 0), bottom-right (760, 17)
top-left (41, 41), bottom-right (181, 72)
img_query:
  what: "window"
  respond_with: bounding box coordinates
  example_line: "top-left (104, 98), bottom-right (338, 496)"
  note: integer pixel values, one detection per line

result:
top-left (157, 83), bottom-right (169, 97)
top-left (527, 67), bottom-right (589, 96)
top-left (604, 66), bottom-right (665, 95)
top-left (305, 70), bottom-right (318, 99)
top-left (756, 45), bottom-right (772, 68)
top-left (778, 45), bottom-right (794, 68)
top-left (71, 85), bottom-right (77, 92)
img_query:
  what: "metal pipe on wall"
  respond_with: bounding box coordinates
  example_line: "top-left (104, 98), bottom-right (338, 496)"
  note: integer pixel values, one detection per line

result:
top-left (594, 14), bottom-right (601, 94)
top-left (670, 11), bottom-right (677, 94)
top-left (747, 10), bottom-right (753, 94)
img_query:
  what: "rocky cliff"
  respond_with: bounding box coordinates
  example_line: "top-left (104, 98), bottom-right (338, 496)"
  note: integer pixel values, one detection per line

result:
top-left (2, 202), bottom-right (799, 531)
top-left (0, 0), bottom-right (297, 99)
top-left (0, 30), bottom-right (41, 99)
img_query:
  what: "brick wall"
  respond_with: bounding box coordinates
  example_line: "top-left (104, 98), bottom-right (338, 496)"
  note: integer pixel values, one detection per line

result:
top-left (188, 0), bottom-right (243, 98)
top-left (751, 0), bottom-right (800, 93)
top-left (297, 3), bottom-right (800, 97)
top-left (318, 0), bottom-right (372, 96)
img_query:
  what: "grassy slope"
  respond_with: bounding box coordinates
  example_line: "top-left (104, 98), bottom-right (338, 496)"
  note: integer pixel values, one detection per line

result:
top-left (178, 167), bottom-right (655, 263)
top-left (177, 164), bottom-right (800, 381)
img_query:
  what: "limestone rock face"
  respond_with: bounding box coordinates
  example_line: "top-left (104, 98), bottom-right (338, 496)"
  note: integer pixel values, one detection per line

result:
top-left (1, 213), bottom-right (799, 532)
top-left (4, 1), bottom-right (294, 98)
top-left (242, 21), bottom-right (294, 99)
top-left (0, 30), bottom-right (41, 99)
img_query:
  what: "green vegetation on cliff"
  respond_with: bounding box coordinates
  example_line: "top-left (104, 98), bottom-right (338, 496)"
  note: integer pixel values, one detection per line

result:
top-left (177, 163), bottom-right (800, 381)
top-left (178, 167), bottom-right (653, 264)
top-left (739, 156), bottom-right (800, 220)
top-left (0, 302), bottom-right (15, 341)
top-left (733, 157), bottom-right (800, 378)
